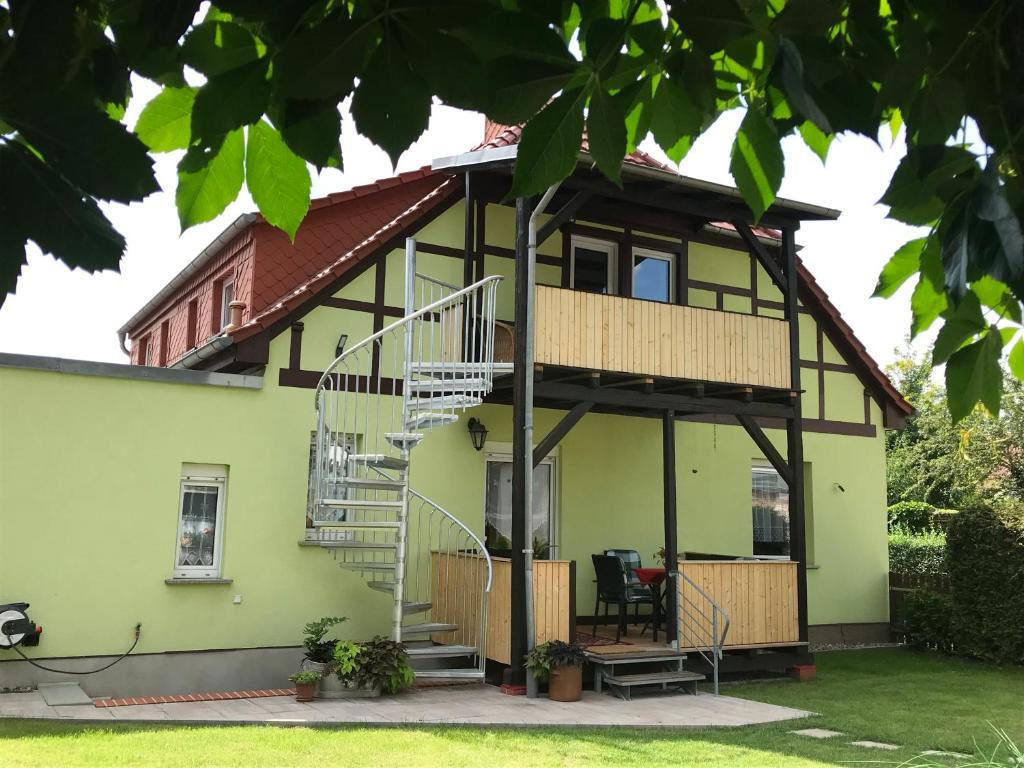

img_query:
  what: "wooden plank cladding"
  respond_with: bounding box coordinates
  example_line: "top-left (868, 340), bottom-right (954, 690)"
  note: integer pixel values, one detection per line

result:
top-left (678, 560), bottom-right (799, 648)
top-left (535, 286), bottom-right (792, 389)
top-left (432, 554), bottom-right (573, 665)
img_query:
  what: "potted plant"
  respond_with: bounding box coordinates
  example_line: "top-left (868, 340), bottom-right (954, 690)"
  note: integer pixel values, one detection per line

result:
top-left (326, 636), bottom-right (415, 698)
top-left (288, 670), bottom-right (321, 702)
top-left (525, 640), bottom-right (586, 702)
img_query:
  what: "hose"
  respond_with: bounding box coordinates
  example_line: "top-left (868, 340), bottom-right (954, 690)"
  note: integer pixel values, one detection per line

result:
top-left (3, 623), bottom-right (141, 675)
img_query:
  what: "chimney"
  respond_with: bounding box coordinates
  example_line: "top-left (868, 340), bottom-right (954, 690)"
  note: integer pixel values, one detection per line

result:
top-left (224, 300), bottom-right (246, 332)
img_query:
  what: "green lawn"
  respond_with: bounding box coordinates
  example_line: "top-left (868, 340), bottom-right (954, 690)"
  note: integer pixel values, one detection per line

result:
top-left (1, 648), bottom-right (1021, 767)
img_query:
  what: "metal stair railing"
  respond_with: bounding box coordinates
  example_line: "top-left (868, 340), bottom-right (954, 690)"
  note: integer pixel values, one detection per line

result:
top-left (675, 571), bottom-right (731, 694)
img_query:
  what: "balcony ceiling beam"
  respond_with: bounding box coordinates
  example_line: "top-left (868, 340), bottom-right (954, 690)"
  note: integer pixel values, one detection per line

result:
top-left (536, 190), bottom-right (594, 246)
top-left (533, 401), bottom-right (593, 467)
top-left (735, 414), bottom-right (793, 485)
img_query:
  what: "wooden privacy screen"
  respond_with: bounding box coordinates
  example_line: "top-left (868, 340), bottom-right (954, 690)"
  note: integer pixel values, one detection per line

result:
top-left (678, 560), bottom-right (799, 648)
top-left (430, 553), bottom-right (573, 665)
top-left (534, 286), bottom-right (791, 389)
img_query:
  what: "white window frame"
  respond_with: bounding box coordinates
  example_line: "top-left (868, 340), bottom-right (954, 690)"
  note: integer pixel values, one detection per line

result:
top-left (173, 465), bottom-right (228, 579)
top-left (219, 280), bottom-right (235, 330)
top-left (631, 247), bottom-right (676, 303)
top-left (570, 235), bottom-right (618, 295)
top-left (483, 442), bottom-right (560, 558)
top-left (751, 461), bottom-right (791, 561)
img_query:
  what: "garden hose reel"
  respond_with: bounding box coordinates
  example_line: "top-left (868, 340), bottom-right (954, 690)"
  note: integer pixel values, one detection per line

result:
top-left (0, 603), bottom-right (40, 648)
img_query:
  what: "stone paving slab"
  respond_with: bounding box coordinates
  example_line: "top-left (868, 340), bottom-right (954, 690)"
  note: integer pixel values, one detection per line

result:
top-left (0, 685), bottom-right (813, 728)
top-left (790, 728), bottom-right (844, 739)
top-left (850, 740), bottom-right (900, 750)
top-left (38, 683), bottom-right (92, 706)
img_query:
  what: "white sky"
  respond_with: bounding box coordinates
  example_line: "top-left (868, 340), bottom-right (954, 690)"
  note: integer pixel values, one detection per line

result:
top-left (0, 79), bottom-right (929, 369)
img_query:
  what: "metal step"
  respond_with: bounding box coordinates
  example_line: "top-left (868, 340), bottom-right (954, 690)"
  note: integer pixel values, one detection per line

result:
top-left (312, 520), bottom-right (400, 530)
top-left (408, 363), bottom-right (487, 378)
top-left (384, 432), bottom-right (424, 450)
top-left (319, 541), bottom-right (397, 551)
top-left (407, 644), bottom-right (478, 658)
top-left (402, 600), bottom-right (432, 615)
top-left (604, 670), bottom-right (705, 686)
top-left (347, 454), bottom-right (409, 470)
top-left (413, 668), bottom-right (485, 680)
top-left (404, 413), bottom-right (458, 430)
top-left (366, 581), bottom-right (397, 593)
top-left (317, 498), bottom-right (403, 510)
top-left (336, 478), bottom-right (405, 491)
top-left (407, 395), bottom-right (483, 410)
top-left (402, 622), bottom-right (458, 635)
top-left (340, 562), bottom-right (396, 573)
top-left (406, 379), bottom-right (487, 394)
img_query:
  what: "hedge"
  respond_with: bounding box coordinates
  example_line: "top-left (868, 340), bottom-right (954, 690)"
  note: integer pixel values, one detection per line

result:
top-left (888, 501), bottom-right (936, 533)
top-left (889, 528), bottom-right (947, 575)
top-left (903, 503), bottom-right (1024, 665)
top-left (946, 503), bottom-right (1024, 665)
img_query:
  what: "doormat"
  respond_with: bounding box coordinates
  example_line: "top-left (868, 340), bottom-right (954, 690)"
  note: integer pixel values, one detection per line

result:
top-left (94, 688), bottom-right (295, 708)
top-left (576, 631), bottom-right (631, 648)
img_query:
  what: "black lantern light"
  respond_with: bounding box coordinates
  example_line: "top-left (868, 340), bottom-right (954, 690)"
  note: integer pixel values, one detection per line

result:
top-left (467, 418), bottom-right (488, 451)
top-left (335, 333), bottom-right (348, 358)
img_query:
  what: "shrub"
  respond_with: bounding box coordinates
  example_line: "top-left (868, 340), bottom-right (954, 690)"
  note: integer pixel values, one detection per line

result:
top-left (334, 637), bottom-right (414, 694)
top-left (904, 590), bottom-right (955, 653)
top-left (888, 501), bottom-right (936, 533)
top-left (301, 616), bottom-right (347, 663)
top-left (947, 503), bottom-right (1024, 665)
top-left (889, 527), bottom-right (947, 575)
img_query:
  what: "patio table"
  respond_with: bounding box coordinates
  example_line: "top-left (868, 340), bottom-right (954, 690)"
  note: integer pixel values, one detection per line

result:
top-left (633, 567), bottom-right (667, 641)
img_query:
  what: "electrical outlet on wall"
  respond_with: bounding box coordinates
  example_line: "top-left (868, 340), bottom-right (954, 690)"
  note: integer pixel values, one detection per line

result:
top-left (232, 595), bottom-right (242, 604)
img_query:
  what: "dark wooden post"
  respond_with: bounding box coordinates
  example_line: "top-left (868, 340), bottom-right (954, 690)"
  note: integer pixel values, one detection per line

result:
top-left (782, 226), bottom-right (809, 643)
top-left (662, 409), bottom-right (679, 645)
top-left (463, 173), bottom-right (475, 287)
top-left (507, 196), bottom-right (531, 684)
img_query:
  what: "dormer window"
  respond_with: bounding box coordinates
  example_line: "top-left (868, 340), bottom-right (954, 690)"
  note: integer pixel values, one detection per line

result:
top-left (139, 335), bottom-right (152, 366)
top-left (219, 280), bottom-right (235, 330)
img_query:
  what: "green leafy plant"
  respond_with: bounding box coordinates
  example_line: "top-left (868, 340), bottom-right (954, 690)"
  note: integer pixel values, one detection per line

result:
top-left (288, 670), bottom-right (322, 685)
top-left (889, 527), bottom-right (948, 576)
top-left (331, 640), bottom-right (362, 682)
top-left (888, 501), bottom-right (937, 533)
top-left (524, 640), bottom-right (586, 683)
top-left (301, 616), bottom-right (347, 663)
top-left (346, 636), bottom-right (415, 694)
top-left (904, 590), bottom-right (955, 654)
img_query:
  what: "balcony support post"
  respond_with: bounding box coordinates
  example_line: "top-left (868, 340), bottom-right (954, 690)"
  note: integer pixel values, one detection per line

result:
top-left (782, 225), bottom-right (809, 644)
top-left (463, 173), bottom-right (475, 287)
top-left (662, 409), bottom-right (679, 647)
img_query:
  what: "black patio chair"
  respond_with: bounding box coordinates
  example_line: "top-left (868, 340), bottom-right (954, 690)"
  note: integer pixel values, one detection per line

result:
top-left (591, 554), bottom-right (654, 642)
top-left (604, 548), bottom-right (647, 623)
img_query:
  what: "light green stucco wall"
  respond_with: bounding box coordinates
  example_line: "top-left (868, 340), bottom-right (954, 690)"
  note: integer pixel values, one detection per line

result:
top-left (0, 199), bottom-right (890, 661)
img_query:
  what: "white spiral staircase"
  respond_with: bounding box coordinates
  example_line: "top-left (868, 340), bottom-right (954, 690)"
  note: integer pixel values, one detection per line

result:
top-left (310, 239), bottom-right (505, 680)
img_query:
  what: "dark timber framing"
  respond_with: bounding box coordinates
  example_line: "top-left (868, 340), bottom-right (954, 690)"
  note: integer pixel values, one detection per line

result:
top-left (662, 410), bottom-right (679, 645)
top-left (533, 401), bottom-right (592, 468)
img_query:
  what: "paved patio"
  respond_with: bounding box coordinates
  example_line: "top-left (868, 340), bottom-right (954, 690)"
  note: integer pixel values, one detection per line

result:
top-left (0, 684), bottom-right (811, 727)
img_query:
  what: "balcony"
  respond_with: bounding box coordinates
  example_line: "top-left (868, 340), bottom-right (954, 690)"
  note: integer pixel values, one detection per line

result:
top-left (534, 286), bottom-right (792, 390)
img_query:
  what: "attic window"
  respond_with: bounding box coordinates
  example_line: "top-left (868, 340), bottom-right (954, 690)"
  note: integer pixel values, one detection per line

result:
top-left (139, 336), bottom-right (152, 366)
top-left (220, 281), bottom-right (235, 330)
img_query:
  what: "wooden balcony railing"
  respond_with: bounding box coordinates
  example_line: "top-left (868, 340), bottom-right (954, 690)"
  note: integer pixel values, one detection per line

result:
top-left (535, 286), bottom-right (792, 389)
top-left (678, 560), bottom-right (799, 648)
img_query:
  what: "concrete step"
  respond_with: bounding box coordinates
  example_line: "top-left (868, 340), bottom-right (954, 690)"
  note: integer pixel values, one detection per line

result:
top-left (402, 622), bottom-right (458, 635)
top-left (407, 644), bottom-right (478, 659)
top-left (413, 668), bottom-right (485, 680)
top-left (347, 454), bottom-right (408, 470)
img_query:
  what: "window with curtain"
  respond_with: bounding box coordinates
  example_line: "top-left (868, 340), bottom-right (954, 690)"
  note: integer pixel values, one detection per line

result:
top-left (485, 458), bottom-right (554, 559)
top-left (752, 464), bottom-right (790, 557)
top-left (175, 466), bottom-right (227, 578)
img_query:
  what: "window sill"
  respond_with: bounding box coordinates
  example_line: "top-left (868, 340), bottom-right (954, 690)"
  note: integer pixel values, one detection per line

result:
top-left (164, 577), bottom-right (233, 585)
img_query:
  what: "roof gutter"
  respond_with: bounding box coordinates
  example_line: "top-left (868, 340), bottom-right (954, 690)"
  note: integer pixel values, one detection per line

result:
top-left (116, 213), bottom-right (259, 350)
top-left (169, 334), bottom-right (234, 370)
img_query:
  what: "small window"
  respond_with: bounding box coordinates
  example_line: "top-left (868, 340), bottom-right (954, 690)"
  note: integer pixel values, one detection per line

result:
top-left (186, 299), bottom-right (198, 349)
top-left (139, 336), bottom-right (152, 366)
top-left (158, 320), bottom-right (170, 366)
top-left (752, 464), bottom-right (790, 557)
top-left (174, 465), bottom-right (227, 579)
top-left (632, 248), bottom-right (675, 303)
top-left (570, 236), bottom-right (617, 295)
top-left (220, 280), bottom-right (235, 330)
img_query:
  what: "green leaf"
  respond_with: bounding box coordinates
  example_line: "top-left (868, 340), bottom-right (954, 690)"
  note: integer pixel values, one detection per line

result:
top-left (275, 15), bottom-right (378, 101)
top-left (0, 223), bottom-right (27, 303)
top-left (945, 328), bottom-right (1003, 422)
top-left (911, 238), bottom-right (947, 336)
top-left (798, 120), bottom-right (831, 164)
top-left (182, 20), bottom-right (261, 76)
top-left (973, 164), bottom-right (1024, 285)
top-left (484, 58), bottom-right (575, 125)
top-left (932, 293), bottom-right (985, 365)
top-left (874, 237), bottom-right (927, 298)
top-left (245, 120), bottom-right (311, 240)
top-left (622, 76), bottom-right (656, 154)
top-left (940, 204), bottom-right (969, 304)
top-left (350, 35), bottom-right (432, 166)
top-left (906, 76), bottom-right (965, 145)
top-left (729, 108), bottom-right (783, 222)
top-left (276, 100), bottom-right (341, 170)
top-left (651, 77), bottom-right (701, 164)
top-left (176, 129), bottom-right (245, 231)
top-left (587, 87), bottom-right (627, 184)
top-left (509, 88), bottom-right (587, 199)
top-left (1009, 339), bottom-right (1024, 381)
top-left (0, 143), bottom-right (125, 281)
top-left (3, 94), bottom-right (158, 203)
top-left (191, 58), bottom-right (270, 144)
top-left (135, 87), bottom-right (197, 152)
top-left (774, 38), bottom-right (831, 133)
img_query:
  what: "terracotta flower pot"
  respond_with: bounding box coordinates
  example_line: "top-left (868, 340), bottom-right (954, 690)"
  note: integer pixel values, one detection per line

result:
top-left (548, 663), bottom-right (583, 702)
top-left (294, 682), bottom-right (317, 702)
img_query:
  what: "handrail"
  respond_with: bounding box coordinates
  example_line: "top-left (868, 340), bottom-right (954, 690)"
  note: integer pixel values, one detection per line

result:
top-left (677, 570), bottom-right (731, 694)
top-left (314, 274), bottom-right (503, 395)
top-left (415, 272), bottom-right (461, 291)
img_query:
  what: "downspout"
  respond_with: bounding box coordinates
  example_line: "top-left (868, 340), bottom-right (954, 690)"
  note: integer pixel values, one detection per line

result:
top-left (524, 182), bottom-right (560, 698)
top-left (118, 331), bottom-right (131, 358)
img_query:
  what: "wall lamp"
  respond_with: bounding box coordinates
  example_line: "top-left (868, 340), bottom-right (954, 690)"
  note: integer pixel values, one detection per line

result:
top-left (833, 482), bottom-right (846, 493)
top-left (467, 418), bottom-right (488, 451)
top-left (335, 334), bottom-right (348, 358)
